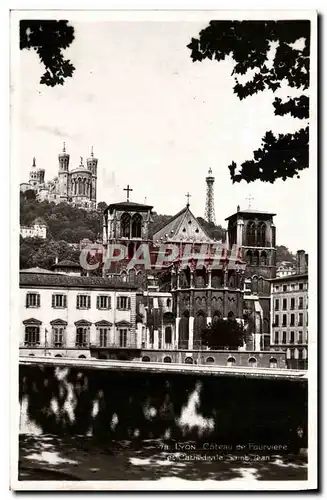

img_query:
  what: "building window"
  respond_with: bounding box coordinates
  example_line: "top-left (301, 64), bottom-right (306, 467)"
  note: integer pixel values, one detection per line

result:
top-left (165, 326), bottom-right (172, 344)
top-left (97, 295), bottom-right (111, 310)
top-left (119, 328), bottom-right (128, 347)
top-left (185, 357), bottom-right (193, 364)
top-left (117, 296), bottom-right (130, 310)
top-left (52, 326), bottom-right (65, 347)
top-left (274, 315), bottom-right (279, 327)
top-left (52, 294), bottom-right (67, 309)
top-left (275, 299), bottom-right (279, 311)
top-left (299, 297), bottom-right (304, 310)
top-left (269, 357), bottom-right (278, 369)
top-left (121, 212), bottom-right (131, 238)
top-left (291, 284), bottom-right (295, 290)
top-left (299, 283), bottom-right (304, 290)
top-left (298, 313), bottom-right (303, 326)
top-left (275, 285), bottom-right (279, 292)
top-left (167, 298), bottom-right (171, 308)
top-left (75, 327), bottom-right (89, 347)
top-left (131, 213), bottom-right (142, 238)
top-left (99, 328), bottom-right (108, 347)
top-left (290, 331), bottom-right (295, 344)
top-left (258, 223), bottom-right (266, 247)
top-left (247, 221), bottom-right (256, 246)
top-left (227, 356), bottom-right (236, 367)
top-left (282, 298), bottom-right (287, 310)
top-left (24, 326), bottom-right (40, 346)
top-left (206, 356), bottom-right (215, 364)
top-left (26, 293), bottom-right (40, 308)
top-left (274, 331), bottom-right (279, 344)
top-left (290, 314), bottom-right (295, 326)
top-left (76, 295), bottom-right (91, 309)
top-left (248, 357), bottom-right (257, 367)
top-left (282, 314), bottom-right (287, 327)
top-left (142, 356), bottom-right (150, 362)
top-left (283, 285), bottom-right (287, 292)
top-left (282, 331), bottom-right (287, 344)
top-left (298, 331), bottom-right (303, 344)
top-left (290, 298), bottom-right (295, 310)
top-left (163, 356), bottom-right (172, 363)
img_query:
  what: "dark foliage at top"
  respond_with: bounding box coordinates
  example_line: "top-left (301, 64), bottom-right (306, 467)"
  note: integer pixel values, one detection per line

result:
top-left (20, 20), bottom-right (75, 86)
top-left (187, 20), bottom-right (310, 184)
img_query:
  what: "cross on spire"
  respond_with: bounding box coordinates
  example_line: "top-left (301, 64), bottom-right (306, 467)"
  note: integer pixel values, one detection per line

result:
top-left (186, 192), bottom-right (191, 207)
top-left (63, 141), bottom-right (66, 153)
top-left (124, 184), bottom-right (133, 202)
top-left (246, 194), bottom-right (254, 209)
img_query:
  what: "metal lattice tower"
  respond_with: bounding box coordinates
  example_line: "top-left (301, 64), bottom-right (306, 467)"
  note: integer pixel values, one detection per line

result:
top-left (205, 168), bottom-right (216, 224)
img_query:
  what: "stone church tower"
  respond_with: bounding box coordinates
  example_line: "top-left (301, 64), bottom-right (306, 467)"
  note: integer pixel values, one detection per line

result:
top-left (225, 206), bottom-right (277, 351)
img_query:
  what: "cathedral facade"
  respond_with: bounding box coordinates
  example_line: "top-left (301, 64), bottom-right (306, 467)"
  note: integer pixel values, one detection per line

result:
top-left (20, 144), bottom-right (98, 210)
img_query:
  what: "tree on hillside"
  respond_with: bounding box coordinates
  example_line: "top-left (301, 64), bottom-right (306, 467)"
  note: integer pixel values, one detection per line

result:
top-left (197, 217), bottom-right (226, 242)
top-left (97, 201), bottom-right (108, 212)
top-left (20, 197), bottom-right (101, 242)
top-left (202, 318), bottom-right (245, 350)
top-left (20, 238), bottom-right (80, 270)
top-left (188, 20), bottom-right (310, 184)
top-left (20, 20), bottom-right (75, 86)
top-left (276, 245), bottom-right (296, 264)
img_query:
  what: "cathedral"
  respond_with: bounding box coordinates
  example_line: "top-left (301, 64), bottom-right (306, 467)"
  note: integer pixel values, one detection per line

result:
top-left (20, 143), bottom-right (98, 210)
top-left (99, 185), bottom-right (277, 354)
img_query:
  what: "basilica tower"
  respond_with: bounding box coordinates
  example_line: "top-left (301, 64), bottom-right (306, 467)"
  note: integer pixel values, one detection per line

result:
top-left (58, 142), bottom-right (70, 202)
top-left (87, 146), bottom-right (98, 209)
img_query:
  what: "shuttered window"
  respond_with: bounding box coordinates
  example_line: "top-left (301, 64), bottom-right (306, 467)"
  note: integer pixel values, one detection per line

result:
top-left (96, 295), bottom-right (111, 310)
top-left (26, 293), bottom-right (40, 308)
top-left (52, 294), bottom-right (67, 308)
top-left (24, 326), bottom-right (40, 346)
top-left (117, 296), bottom-right (130, 310)
top-left (76, 295), bottom-right (91, 309)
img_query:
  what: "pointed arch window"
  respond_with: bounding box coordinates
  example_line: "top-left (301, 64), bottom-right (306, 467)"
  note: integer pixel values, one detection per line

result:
top-left (121, 212), bottom-right (131, 238)
top-left (132, 213), bottom-right (142, 238)
top-left (246, 250), bottom-right (252, 265)
top-left (261, 251), bottom-right (267, 266)
top-left (258, 223), bottom-right (266, 247)
top-left (247, 221), bottom-right (256, 246)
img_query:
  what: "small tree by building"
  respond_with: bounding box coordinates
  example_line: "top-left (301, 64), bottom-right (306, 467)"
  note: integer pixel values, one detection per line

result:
top-left (202, 318), bottom-right (245, 350)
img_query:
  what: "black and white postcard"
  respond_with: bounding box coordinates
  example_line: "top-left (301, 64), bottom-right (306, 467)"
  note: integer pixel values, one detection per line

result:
top-left (10, 9), bottom-right (317, 491)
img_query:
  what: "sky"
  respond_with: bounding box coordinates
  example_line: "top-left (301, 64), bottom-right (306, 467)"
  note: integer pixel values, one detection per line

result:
top-left (17, 17), bottom-right (316, 253)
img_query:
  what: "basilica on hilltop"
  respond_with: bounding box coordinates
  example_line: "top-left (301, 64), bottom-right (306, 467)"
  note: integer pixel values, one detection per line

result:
top-left (20, 143), bottom-right (98, 210)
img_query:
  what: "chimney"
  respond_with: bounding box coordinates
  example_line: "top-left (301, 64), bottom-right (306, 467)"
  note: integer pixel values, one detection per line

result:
top-left (296, 250), bottom-right (306, 274)
top-left (237, 205), bottom-right (240, 212)
top-left (55, 256), bottom-right (59, 265)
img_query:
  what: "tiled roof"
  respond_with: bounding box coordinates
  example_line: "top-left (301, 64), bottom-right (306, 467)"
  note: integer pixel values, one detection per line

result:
top-left (153, 205), bottom-right (212, 243)
top-left (225, 209), bottom-right (276, 221)
top-left (53, 259), bottom-right (81, 268)
top-left (21, 267), bottom-right (63, 275)
top-left (270, 273), bottom-right (308, 282)
top-left (106, 201), bottom-right (153, 212)
top-left (20, 272), bottom-right (138, 290)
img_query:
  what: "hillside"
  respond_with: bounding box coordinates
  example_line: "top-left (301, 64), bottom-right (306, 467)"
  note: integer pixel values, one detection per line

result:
top-left (20, 191), bottom-right (103, 243)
